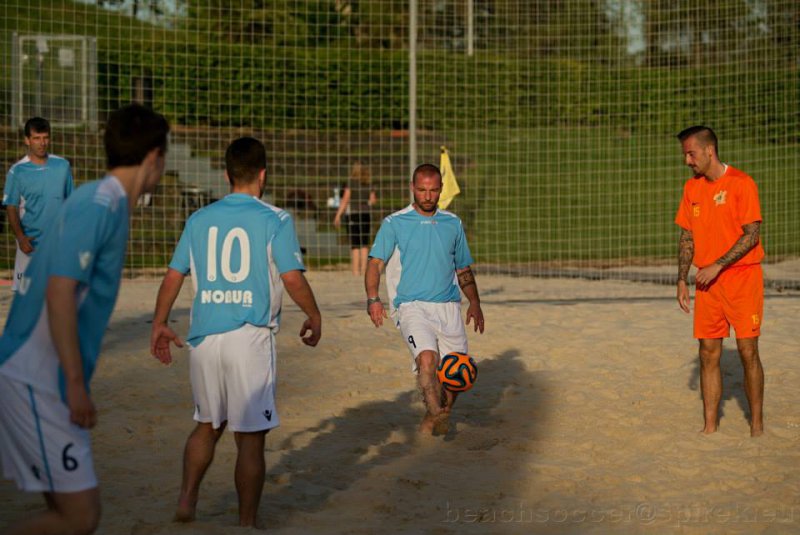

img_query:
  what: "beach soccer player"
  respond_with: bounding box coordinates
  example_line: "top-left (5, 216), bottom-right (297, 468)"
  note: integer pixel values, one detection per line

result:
top-left (365, 163), bottom-right (484, 435)
top-left (4, 116), bottom-right (74, 291)
top-left (150, 137), bottom-right (322, 527)
top-left (675, 125), bottom-right (765, 437)
top-left (0, 104), bottom-right (169, 535)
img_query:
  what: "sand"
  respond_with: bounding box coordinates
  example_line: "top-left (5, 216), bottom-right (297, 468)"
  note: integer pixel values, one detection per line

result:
top-left (1, 271), bottom-right (799, 534)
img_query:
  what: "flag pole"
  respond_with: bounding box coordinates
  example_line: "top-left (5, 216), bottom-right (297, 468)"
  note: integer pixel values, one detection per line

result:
top-left (408, 0), bottom-right (418, 200)
top-left (467, 0), bottom-right (474, 57)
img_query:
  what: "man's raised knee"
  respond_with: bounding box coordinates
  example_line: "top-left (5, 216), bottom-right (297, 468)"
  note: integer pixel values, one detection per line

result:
top-left (416, 350), bottom-right (438, 372)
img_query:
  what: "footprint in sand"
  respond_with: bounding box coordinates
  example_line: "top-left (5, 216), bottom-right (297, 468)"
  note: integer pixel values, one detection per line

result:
top-left (397, 477), bottom-right (429, 490)
top-left (466, 437), bottom-right (500, 451)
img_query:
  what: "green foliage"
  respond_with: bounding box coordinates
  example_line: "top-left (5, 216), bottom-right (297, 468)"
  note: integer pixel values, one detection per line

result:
top-left (2, 0), bottom-right (797, 135)
top-left (180, 0), bottom-right (348, 46)
top-left (87, 43), bottom-right (799, 137)
top-left (0, 0), bottom-right (796, 270)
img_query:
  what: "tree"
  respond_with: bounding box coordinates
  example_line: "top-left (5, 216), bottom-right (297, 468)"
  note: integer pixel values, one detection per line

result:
top-left (181, 0), bottom-right (348, 46)
top-left (642, 0), bottom-right (768, 66)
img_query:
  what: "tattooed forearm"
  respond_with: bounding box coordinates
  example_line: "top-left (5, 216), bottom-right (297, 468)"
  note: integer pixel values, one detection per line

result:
top-left (457, 267), bottom-right (476, 290)
top-left (715, 222), bottom-right (761, 268)
top-left (678, 229), bottom-right (694, 283)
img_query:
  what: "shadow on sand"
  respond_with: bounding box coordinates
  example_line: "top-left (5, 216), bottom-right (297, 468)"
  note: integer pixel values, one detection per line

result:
top-left (261, 348), bottom-right (549, 529)
top-left (688, 345), bottom-right (752, 425)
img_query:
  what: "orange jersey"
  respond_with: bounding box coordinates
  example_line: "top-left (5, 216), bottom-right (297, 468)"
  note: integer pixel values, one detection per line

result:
top-left (675, 165), bottom-right (764, 268)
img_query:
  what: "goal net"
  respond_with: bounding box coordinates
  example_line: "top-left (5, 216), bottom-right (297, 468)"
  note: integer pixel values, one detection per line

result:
top-left (0, 1), bottom-right (797, 287)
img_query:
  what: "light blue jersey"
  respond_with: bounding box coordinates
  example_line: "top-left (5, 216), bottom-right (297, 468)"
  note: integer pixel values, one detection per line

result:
top-left (369, 205), bottom-right (474, 311)
top-left (169, 193), bottom-right (305, 346)
top-left (3, 155), bottom-right (74, 246)
top-left (0, 176), bottom-right (129, 398)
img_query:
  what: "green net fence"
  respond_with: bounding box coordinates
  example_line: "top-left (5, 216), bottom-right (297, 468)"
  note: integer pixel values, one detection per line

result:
top-left (1, 1), bottom-right (797, 287)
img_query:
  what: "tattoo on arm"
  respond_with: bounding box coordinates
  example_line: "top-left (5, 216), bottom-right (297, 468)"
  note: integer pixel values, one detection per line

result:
top-left (678, 229), bottom-right (694, 283)
top-left (715, 222), bottom-right (761, 268)
top-left (457, 267), bottom-right (476, 290)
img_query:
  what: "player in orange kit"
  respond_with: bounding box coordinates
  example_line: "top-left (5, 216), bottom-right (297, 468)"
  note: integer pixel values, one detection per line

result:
top-left (675, 126), bottom-right (765, 437)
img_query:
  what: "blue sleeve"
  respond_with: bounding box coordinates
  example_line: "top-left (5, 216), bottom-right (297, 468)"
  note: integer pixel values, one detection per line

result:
top-left (369, 218), bottom-right (396, 261)
top-left (65, 163), bottom-right (74, 198)
top-left (4, 168), bottom-right (19, 207)
top-left (271, 214), bottom-right (305, 273)
top-left (454, 221), bottom-right (474, 270)
top-left (49, 201), bottom-right (114, 284)
top-left (168, 221), bottom-right (192, 275)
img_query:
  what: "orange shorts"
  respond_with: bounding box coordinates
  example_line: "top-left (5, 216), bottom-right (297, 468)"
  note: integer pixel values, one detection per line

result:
top-left (694, 264), bottom-right (763, 339)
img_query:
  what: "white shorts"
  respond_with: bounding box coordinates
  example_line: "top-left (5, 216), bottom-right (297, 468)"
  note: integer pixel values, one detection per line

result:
top-left (0, 373), bottom-right (97, 493)
top-left (12, 247), bottom-right (31, 292)
top-left (189, 323), bottom-right (279, 432)
top-left (397, 301), bottom-right (468, 372)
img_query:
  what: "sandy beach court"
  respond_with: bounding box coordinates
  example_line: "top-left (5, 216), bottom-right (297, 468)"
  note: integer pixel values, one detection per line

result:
top-left (1, 272), bottom-right (799, 534)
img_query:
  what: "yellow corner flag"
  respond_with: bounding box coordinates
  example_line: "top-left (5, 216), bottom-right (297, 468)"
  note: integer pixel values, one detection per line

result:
top-left (438, 146), bottom-right (460, 210)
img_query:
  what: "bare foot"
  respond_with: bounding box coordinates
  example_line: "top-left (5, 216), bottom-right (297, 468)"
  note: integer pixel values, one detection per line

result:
top-left (173, 496), bottom-right (196, 523)
top-left (432, 412), bottom-right (450, 436)
top-left (239, 518), bottom-right (265, 529)
top-left (751, 426), bottom-right (764, 438)
top-left (419, 414), bottom-right (436, 434)
top-left (420, 409), bottom-right (449, 434)
top-left (700, 426), bottom-right (717, 435)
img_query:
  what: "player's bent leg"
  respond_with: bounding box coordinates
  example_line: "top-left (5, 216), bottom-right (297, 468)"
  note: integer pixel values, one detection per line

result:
top-left (442, 390), bottom-right (459, 413)
top-left (233, 430), bottom-right (268, 527)
top-left (416, 350), bottom-right (447, 434)
top-left (7, 487), bottom-right (100, 535)
top-left (175, 422), bottom-right (225, 523)
top-left (416, 350), bottom-right (443, 416)
top-left (698, 338), bottom-right (723, 434)
top-left (736, 336), bottom-right (764, 437)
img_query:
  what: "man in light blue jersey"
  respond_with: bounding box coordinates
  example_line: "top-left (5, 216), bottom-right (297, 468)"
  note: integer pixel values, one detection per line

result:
top-left (366, 163), bottom-right (484, 435)
top-left (150, 137), bottom-right (322, 528)
top-left (4, 117), bottom-right (74, 291)
top-left (0, 104), bottom-right (169, 535)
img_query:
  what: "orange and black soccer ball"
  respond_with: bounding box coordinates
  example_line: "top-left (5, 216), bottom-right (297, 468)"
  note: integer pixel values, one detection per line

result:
top-left (437, 352), bottom-right (478, 392)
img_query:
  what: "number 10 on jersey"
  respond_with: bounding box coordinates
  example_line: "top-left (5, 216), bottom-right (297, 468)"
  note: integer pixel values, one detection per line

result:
top-left (207, 227), bottom-right (251, 283)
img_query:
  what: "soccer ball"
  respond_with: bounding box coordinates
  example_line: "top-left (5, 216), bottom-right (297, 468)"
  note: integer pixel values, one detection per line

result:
top-left (437, 352), bottom-right (478, 392)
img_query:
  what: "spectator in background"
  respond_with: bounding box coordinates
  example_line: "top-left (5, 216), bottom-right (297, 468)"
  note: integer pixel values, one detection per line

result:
top-left (3, 117), bottom-right (74, 291)
top-left (334, 161), bottom-right (377, 276)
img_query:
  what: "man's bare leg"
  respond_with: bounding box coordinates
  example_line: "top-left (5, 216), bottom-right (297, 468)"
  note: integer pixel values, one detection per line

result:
top-left (442, 390), bottom-right (460, 413)
top-left (698, 338), bottom-right (723, 434)
top-left (736, 336), bottom-right (764, 437)
top-left (7, 487), bottom-right (100, 535)
top-left (350, 249), bottom-right (360, 276)
top-left (175, 422), bottom-right (224, 522)
top-left (233, 430), bottom-right (268, 527)
top-left (358, 247), bottom-right (369, 276)
top-left (416, 350), bottom-right (446, 434)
